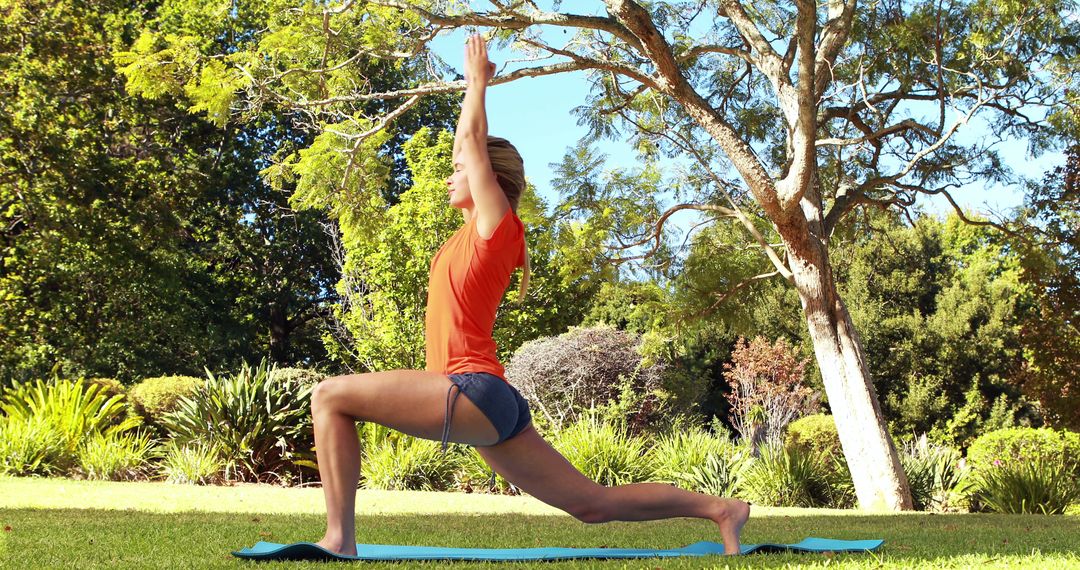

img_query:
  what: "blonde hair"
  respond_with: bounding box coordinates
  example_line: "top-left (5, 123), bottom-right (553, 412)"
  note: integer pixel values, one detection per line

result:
top-left (486, 136), bottom-right (531, 300)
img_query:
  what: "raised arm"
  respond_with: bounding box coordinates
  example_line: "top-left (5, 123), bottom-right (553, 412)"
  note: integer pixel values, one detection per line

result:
top-left (456, 34), bottom-right (509, 239)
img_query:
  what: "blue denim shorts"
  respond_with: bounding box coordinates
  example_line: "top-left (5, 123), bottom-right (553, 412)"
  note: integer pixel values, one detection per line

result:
top-left (440, 372), bottom-right (531, 451)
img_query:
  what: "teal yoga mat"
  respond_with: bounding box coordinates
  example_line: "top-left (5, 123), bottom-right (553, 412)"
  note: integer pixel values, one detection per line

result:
top-left (232, 537), bottom-right (884, 561)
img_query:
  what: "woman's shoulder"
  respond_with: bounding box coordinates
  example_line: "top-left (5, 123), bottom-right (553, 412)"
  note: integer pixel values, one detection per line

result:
top-left (473, 209), bottom-right (523, 248)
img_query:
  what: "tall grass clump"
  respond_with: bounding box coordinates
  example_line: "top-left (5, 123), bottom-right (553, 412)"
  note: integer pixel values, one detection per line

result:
top-left (685, 446), bottom-right (752, 497)
top-left (741, 443), bottom-right (835, 507)
top-left (551, 411), bottom-right (651, 486)
top-left (76, 430), bottom-right (158, 481)
top-left (962, 427), bottom-right (1080, 514)
top-left (0, 414), bottom-right (65, 475)
top-left (159, 440), bottom-right (224, 485)
top-left (967, 456), bottom-right (1079, 514)
top-left (899, 434), bottom-right (965, 511)
top-left (647, 424), bottom-right (738, 491)
top-left (0, 378), bottom-right (140, 474)
top-left (359, 425), bottom-right (459, 491)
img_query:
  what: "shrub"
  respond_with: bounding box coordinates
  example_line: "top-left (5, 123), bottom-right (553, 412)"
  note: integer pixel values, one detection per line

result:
top-left (0, 378), bottom-right (140, 473)
top-left (505, 325), bottom-right (665, 432)
top-left (159, 440), bottom-right (224, 485)
top-left (76, 430), bottom-right (158, 481)
top-left (550, 411), bottom-right (652, 487)
top-left (899, 434), bottom-right (966, 512)
top-left (962, 427), bottom-right (1079, 514)
top-left (0, 414), bottom-right (64, 476)
top-left (724, 337), bottom-right (818, 448)
top-left (967, 456), bottom-right (1079, 514)
top-left (685, 446), bottom-right (753, 497)
top-left (161, 360), bottom-right (315, 484)
top-left (85, 378), bottom-right (126, 399)
top-left (129, 375), bottom-right (202, 429)
top-left (966, 427), bottom-right (1080, 476)
top-left (741, 443), bottom-right (835, 508)
top-left (786, 414), bottom-right (842, 458)
top-left (360, 430), bottom-right (460, 491)
top-left (270, 367), bottom-right (325, 386)
top-left (784, 413), bottom-right (857, 508)
top-left (647, 425), bottom-right (735, 490)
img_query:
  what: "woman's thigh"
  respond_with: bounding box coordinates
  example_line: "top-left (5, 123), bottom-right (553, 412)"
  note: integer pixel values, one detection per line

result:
top-left (475, 425), bottom-right (604, 516)
top-left (313, 370), bottom-right (500, 447)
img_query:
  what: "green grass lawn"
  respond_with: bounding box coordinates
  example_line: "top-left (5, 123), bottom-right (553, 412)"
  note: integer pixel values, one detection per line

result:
top-left (1, 476), bottom-right (1077, 569)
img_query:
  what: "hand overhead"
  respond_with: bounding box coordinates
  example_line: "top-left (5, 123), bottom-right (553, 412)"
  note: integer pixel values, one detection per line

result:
top-left (464, 34), bottom-right (496, 85)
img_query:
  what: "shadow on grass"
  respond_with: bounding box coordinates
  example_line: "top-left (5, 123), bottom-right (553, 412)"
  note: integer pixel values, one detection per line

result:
top-left (1, 508), bottom-right (1078, 569)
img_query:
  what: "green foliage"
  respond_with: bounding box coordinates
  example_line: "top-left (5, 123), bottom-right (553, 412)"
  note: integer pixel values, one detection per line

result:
top-left (966, 427), bottom-right (1080, 475)
top-left (647, 424), bottom-right (736, 490)
top-left (359, 429), bottom-right (460, 492)
top-left (0, 414), bottom-right (64, 476)
top-left (76, 431), bottom-right (158, 481)
top-left (785, 414), bottom-right (842, 458)
top-left (834, 213), bottom-right (1038, 446)
top-left (324, 127), bottom-right (457, 371)
top-left (741, 444), bottom-right (837, 508)
top-left (0, 378), bottom-right (140, 474)
top-left (1, 0), bottom-right (339, 383)
top-left (899, 434), bottom-right (966, 512)
top-left (962, 427), bottom-right (1080, 513)
top-left (129, 376), bottom-right (202, 429)
top-left (967, 456), bottom-right (1079, 515)
top-left (158, 440), bottom-right (224, 485)
top-left (684, 446), bottom-right (753, 497)
top-left (269, 368), bottom-right (325, 388)
top-left (161, 360), bottom-right (314, 484)
top-left (550, 412), bottom-right (652, 487)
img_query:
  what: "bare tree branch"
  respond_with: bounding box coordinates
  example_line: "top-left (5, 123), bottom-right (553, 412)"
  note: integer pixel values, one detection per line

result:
top-left (701, 270), bottom-right (783, 317)
top-left (816, 119), bottom-right (936, 147)
top-left (609, 203), bottom-right (738, 264)
top-left (370, 0), bottom-right (647, 52)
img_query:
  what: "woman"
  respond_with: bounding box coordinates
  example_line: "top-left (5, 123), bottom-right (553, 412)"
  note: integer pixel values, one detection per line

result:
top-left (311, 34), bottom-right (750, 557)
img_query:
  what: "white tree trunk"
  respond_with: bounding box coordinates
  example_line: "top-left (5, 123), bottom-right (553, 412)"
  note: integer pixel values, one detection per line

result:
top-left (783, 215), bottom-right (913, 511)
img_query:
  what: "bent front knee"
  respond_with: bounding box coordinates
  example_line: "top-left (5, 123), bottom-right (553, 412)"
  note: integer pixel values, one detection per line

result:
top-left (310, 378), bottom-right (342, 415)
top-left (568, 495), bottom-right (612, 524)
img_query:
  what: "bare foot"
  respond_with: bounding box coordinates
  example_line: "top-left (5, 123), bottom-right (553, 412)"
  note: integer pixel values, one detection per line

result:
top-left (314, 537), bottom-right (357, 557)
top-left (711, 498), bottom-right (751, 555)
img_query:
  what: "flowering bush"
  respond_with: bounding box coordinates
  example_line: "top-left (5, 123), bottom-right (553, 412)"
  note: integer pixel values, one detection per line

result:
top-left (724, 337), bottom-right (818, 448)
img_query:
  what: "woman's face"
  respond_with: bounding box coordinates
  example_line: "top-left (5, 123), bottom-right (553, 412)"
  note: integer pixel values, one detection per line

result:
top-left (446, 160), bottom-right (473, 209)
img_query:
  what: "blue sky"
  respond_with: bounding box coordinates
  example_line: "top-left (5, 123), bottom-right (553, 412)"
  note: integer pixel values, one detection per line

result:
top-left (428, 28), bottom-right (1064, 229)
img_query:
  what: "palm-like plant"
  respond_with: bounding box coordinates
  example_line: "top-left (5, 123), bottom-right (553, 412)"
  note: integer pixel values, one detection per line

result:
top-left (162, 359), bottom-right (314, 483)
top-left (1, 378), bottom-right (140, 473)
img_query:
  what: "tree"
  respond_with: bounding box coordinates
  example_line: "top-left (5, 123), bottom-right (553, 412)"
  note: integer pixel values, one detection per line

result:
top-left (1013, 147), bottom-right (1080, 429)
top-left (114, 0), bottom-right (1078, 510)
top-left (112, 0), bottom-right (466, 372)
top-left (0, 0), bottom-right (360, 384)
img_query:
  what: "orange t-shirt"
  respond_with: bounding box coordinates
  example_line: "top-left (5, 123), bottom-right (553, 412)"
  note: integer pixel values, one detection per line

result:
top-left (425, 209), bottom-right (526, 381)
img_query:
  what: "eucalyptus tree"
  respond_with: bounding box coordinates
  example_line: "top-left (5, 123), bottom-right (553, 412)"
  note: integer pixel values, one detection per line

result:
top-left (117, 0), bottom-right (1077, 510)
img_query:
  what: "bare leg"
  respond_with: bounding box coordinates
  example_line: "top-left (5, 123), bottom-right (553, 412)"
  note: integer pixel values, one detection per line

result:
top-left (311, 399), bottom-right (362, 555)
top-left (477, 425), bottom-right (750, 555)
top-left (309, 370), bottom-right (501, 556)
top-left (596, 482), bottom-right (750, 554)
